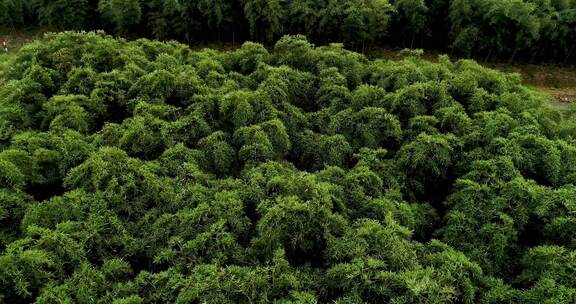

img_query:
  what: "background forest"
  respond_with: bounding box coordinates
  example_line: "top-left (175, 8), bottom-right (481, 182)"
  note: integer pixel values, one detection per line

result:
top-left (1, 0), bottom-right (576, 63)
top-left (1, 32), bottom-right (576, 303)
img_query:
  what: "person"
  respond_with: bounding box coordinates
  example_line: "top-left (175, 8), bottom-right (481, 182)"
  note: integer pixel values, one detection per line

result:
top-left (2, 39), bottom-right (7, 52)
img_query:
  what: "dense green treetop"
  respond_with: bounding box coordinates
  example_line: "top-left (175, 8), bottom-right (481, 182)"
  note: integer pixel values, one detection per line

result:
top-left (1, 32), bottom-right (576, 303)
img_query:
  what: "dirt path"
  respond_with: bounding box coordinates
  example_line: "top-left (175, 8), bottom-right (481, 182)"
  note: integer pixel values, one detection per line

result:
top-left (492, 63), bottom-right (576, 107)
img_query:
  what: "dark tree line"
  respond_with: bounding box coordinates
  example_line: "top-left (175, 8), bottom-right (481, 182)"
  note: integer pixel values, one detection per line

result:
top-left (1, 31), bottom-right (576, 303)
top-left (1, 0), bottom-right (576, 63)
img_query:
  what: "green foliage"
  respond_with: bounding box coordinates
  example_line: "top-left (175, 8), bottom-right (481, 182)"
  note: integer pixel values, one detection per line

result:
top-left (31, 0), bottom-right (93, 29)
top-left (393, 0), bottom-right (429, 39)
top-left (0, 0), bottom-right (32, 27)
top-left (10, 0), bottom-right (576, 62)
top-left (1, 32), bottom-right (576, 303)
top-left (243, 0), bottom-right (283, 43)
top-left (0, 189), bottom-right (31, 248)
top-left (98, 0), bottom-right (142, 35)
